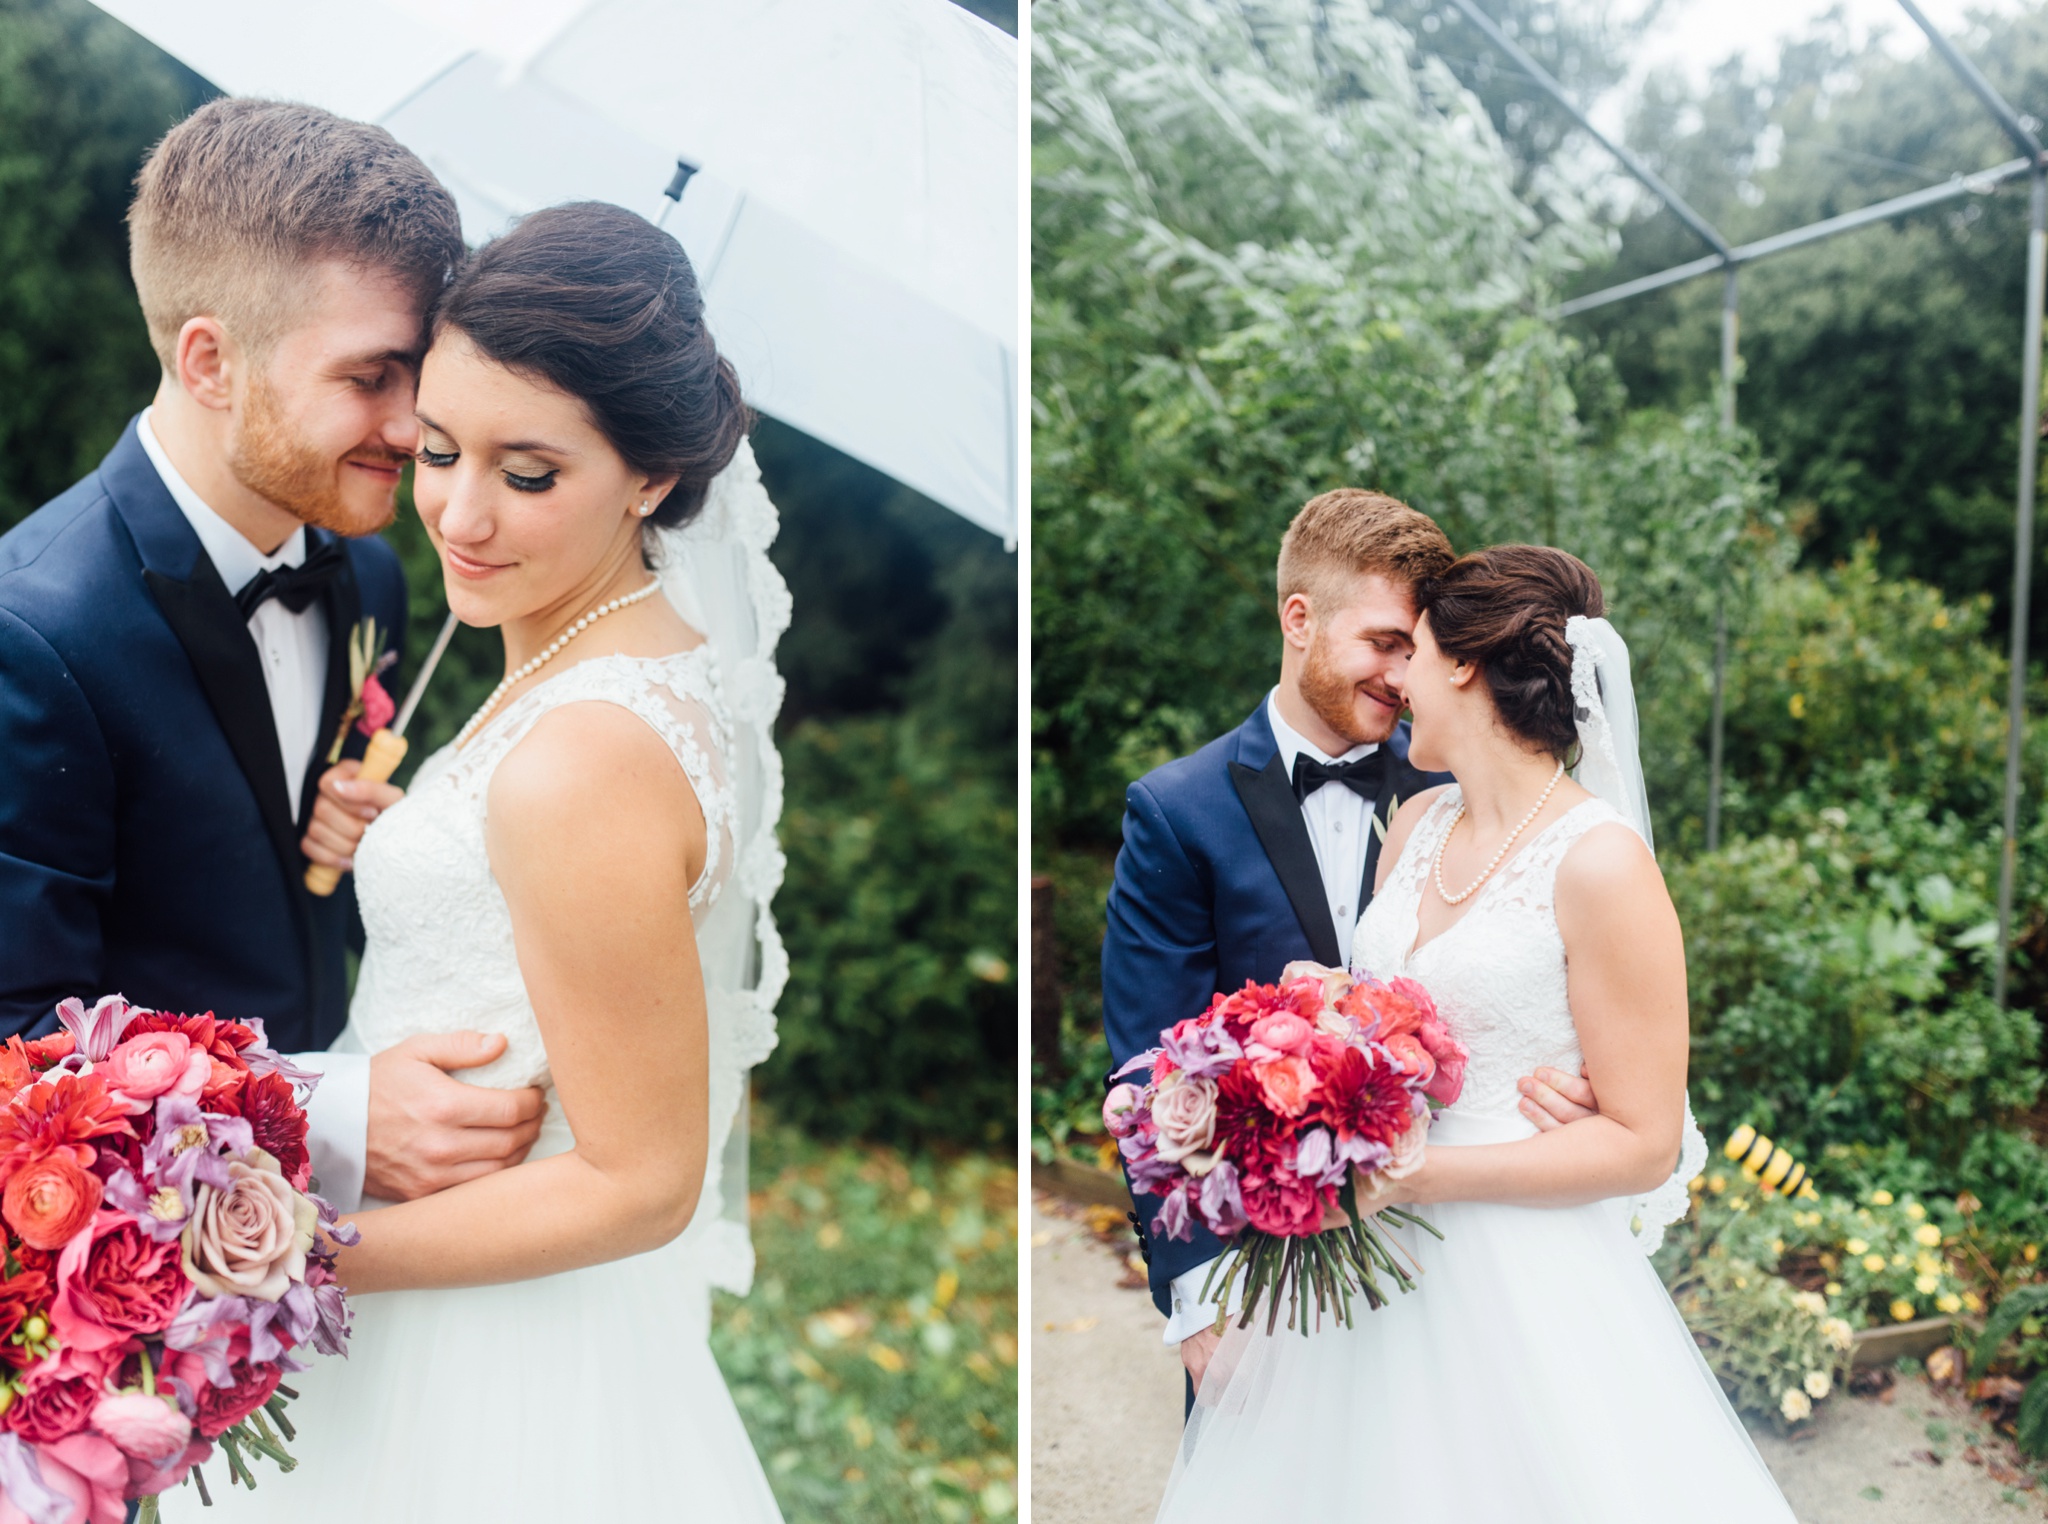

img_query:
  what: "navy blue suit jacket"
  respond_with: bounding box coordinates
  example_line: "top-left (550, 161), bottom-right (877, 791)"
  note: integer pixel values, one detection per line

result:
top-left (0, 418), bottom-right (408, 1050)
top-left (1101, 699), bottom-right (1450, 1319)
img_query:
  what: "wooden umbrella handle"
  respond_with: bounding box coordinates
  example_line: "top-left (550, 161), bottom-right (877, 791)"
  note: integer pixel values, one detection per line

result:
top-left (304, 728), bottom-right (411, 897)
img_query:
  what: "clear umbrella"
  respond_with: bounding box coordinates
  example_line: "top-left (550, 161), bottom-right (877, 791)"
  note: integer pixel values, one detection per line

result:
top-left (88, 0), bottom-right (1018, 539)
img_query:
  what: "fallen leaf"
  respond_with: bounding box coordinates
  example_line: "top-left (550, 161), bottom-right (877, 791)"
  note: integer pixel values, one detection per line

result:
top-left (1927, 1346), bottom-right (1965, 1385)
top-left (1964, 1445), bottom-right (1984, 1465)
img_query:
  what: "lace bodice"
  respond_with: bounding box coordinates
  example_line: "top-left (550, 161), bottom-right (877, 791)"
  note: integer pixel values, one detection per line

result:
top-left (349, 648), bottom-right (735, 1091)
top-left (1353, 786), bottom-right (1706, 1251)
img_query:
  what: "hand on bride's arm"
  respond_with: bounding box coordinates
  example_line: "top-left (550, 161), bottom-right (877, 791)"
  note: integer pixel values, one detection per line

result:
top-left (300, 759), bottom-right (404, 871)
top-left (364, 1032), bottom-right (546, 1200)
top-left (335, 703), bottom-right (711, 1293)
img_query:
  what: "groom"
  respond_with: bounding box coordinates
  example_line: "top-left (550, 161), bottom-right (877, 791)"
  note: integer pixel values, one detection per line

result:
top-left (0, 99), bottom-right (543, 1210)
top-left (1102, 489), bottom-right (1603, 1402)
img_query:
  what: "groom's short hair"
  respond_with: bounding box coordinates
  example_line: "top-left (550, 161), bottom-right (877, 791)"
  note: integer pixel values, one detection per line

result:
top-left (1277, 489), bottom-right (1454, 612)
top-left (128, 98), bottom-right (465, 370)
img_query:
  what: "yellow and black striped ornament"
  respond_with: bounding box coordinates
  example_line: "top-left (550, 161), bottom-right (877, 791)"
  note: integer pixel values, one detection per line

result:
top-left (1722, 1125), bottom-right (1820, 1199)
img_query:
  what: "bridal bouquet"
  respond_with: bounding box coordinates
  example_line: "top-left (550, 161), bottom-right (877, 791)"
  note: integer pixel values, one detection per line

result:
top-left (1104, 962), bottom-right (1467, 1335)
top-left (0, 996), bottom-right (356, 1524)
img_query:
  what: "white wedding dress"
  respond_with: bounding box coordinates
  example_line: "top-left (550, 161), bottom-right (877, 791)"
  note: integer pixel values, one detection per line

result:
top-left (166, 648), bottom-right (783, 1521)
top-left (1155, 789), bottom-right (1795, 1523)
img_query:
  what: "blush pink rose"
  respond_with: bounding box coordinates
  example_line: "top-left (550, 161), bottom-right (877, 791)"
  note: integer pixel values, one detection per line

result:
top-left (1149, 1073), bottom-right (1219, 1168)
top-left (1248, 1012), bottom-right (1314, 1059)
top-left (1278, 961), bottom-right (1353, 1010)
top-left (1253, 1056), bottom-right (1318, 1119)
top-left (1101, 1083), bottom-right (1144, 1139)
top-left (100, 1033), bottom-right (208, 1110)
top-left (180, 1153), bottom-right (315, 1303)
top-left (89, 1392), bottom-right (190, 1461)
top-left (1382, 1033), bottom-right (1438, 1088)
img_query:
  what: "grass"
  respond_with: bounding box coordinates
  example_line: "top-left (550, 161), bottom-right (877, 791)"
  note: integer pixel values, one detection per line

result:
top-left (712, 1119), bottom-right (1018, 1523)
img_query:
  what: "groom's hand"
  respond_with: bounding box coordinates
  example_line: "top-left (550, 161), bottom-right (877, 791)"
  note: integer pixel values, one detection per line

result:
top-left (1517, 1063), bottom-right (1599, 1130)
top-left (302, 760), bottom-right (404, 872)
top-left (364, 1032), bottom-right (547, 1201)
top-left (1180, 1326), bottom-right (1223, 1395)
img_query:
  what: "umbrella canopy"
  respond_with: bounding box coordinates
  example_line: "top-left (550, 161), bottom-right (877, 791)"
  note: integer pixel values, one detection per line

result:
top-left (88, 0), bottom-right (1018, 539)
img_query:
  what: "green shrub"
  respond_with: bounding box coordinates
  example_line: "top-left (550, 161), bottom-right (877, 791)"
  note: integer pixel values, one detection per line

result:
top-left (1663, 1250), bottom-right (1854, 1429)
top-left (758, 715), bottom-right (1017, 1146)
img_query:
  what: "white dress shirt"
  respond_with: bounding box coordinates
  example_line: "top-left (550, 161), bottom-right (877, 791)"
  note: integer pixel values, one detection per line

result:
top-left (1161, 690), bottom-right (1382, 1345)
top-left (135, 409), bottom-right (369, 1212)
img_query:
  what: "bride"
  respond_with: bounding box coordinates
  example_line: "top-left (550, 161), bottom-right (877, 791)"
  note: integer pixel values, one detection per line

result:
top-left (1156, 546), bottom-right (1795, 1522)
top-left (170, 203), bottom-right (785, 1519)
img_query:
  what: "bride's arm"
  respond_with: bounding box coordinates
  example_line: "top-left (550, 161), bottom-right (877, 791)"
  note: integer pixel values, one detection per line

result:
top-left (330, 702), bottom-right (711, 1292)
top-left (1378, 821), bottom-right (1688, 1209)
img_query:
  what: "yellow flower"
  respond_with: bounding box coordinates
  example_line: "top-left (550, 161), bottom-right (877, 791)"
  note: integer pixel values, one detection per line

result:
top-left (1891, 1299), bottom-right (1916, 1323)
top-left (1707, 1175), bottom-right (1727, 1195)
top-left (1905, 1202), bottom-right (1926, 1221)
top-left (1963, 1292), bottom-right (1985, 1313)
top-left (1913, 1224), bottom-right (1942, 1247)
top-left (1845, 1238), bottom-right (1868, 1256)
top-left (1825, 1282), bottom-right (1843, 1296)
top-left (1804, 1370), bottom-right (1832, 1400)
top-left (1791, 1291), bottom-right (1828, 1317)
top-left (2026, 1244), bottom-right (2040, 1264)
top-left (1871, 1190), bottom-right (1894, 1206)
top-left (1772, 1238), bottom-right (1785, 1256)
top-left (1891, 1254), bottom-right (1908, 1269)
top-left (1780, 1388), bottom-right (1813, 1422)
top-left (1822, 1317), bottom-right (1855, 1351)
top-left (1863, 1254), bottom-right (1886, 1273)
top-left (1937, 1293), bottom-right (1962, 1315)
top-left (1688, 1175), bottom-right (1706, 1193)
top-left (1789, 693), bottom-right (1807, 719)
top-left (1914, 1274), bottom-right (1939, 1295)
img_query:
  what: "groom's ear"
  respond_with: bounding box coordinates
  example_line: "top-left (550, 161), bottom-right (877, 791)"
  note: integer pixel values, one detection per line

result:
top-left (1278, 591), bottom-right (1316, 652)
top-left (172, 315), bottom-right (239, 412)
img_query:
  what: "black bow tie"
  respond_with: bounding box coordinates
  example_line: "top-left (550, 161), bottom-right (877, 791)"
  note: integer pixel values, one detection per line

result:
top-left (1290, 749), bottom-right (1386, 805)
top-left (234, 535), bottom-right (346, 620)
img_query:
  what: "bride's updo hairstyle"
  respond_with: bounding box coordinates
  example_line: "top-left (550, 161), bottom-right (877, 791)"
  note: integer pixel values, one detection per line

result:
top-left (431, 201), bottom-right (751, 534)
top-left (1415, 544), bottom-right (1605, 760)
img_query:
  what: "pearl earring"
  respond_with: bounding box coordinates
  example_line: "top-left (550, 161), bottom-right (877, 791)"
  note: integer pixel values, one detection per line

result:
top-left (638, 500), bottom-right (653, 517)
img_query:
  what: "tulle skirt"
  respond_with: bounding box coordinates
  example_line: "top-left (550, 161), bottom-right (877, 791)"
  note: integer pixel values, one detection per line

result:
top-left (160, 1136), bottom-right (782, 1521)
top-left (1156, 1113), bottom-right (1795, 1524)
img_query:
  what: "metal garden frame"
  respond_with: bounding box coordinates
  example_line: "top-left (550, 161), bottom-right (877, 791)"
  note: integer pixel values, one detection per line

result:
top-left (1442, 0), bottom-right (2048, 1004)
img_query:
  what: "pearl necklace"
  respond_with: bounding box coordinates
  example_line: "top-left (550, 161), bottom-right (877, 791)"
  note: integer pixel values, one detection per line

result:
top-left (454, 579), bottom-right (664, 749)
top-left (1432, 760), bottom-right (1567, 906)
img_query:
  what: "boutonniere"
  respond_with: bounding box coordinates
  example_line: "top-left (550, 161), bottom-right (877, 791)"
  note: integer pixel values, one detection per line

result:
top-left (325, 617), bottom-right (399, 764)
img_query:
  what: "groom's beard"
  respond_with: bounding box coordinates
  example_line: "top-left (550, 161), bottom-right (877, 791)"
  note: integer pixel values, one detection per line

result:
top-left (1300, 634), bottom-right (1402, 747)
top-left (229, 372), bottom-right (403, 538)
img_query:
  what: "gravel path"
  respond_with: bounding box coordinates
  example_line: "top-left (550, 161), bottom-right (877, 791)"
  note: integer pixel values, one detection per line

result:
top-left (1030, 1191), bottom-right (2047, 1523)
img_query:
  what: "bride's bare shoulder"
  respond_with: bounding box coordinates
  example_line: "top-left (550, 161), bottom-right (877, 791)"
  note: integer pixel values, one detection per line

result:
top-left (1553, 819), bottom-right (1672, 941)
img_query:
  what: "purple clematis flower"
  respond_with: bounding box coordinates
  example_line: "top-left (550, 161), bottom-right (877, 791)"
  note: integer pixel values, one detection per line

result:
top-left (1198, 1160), bottom-right (1248, 1237)
top-left (147, 1095), bottom-right (253, 1198)
top-left (1333, 1131), bottom-right (1393, 1176)
top-left (165, 1295), bottom-right (249, 1388)
top-left (1155, 1184), bottom-right (1193, 1243)
top-left (1293, 1127), bottom-right (1351, 1188)
top-left (103, 1166), bottom-right (192, 1244)
top-left (235, 1020), bottom-right (323, 1095)
top-left (1158, 1019), bottom-right (1242, 1083)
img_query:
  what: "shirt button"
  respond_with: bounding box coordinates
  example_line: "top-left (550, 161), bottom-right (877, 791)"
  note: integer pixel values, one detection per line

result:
top-left (1337, 905), bottom-right (1350, 921)
top-left (1332, 817), bottom-right (1344, 833)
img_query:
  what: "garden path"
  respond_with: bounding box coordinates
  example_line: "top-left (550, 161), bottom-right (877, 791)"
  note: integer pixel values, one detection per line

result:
top-left (1029, 1191), bottom-right (2044, 1523)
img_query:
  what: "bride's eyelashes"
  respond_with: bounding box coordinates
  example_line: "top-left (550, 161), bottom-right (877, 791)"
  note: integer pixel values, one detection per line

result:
top-left (411, 446), bottom-right (557, 493)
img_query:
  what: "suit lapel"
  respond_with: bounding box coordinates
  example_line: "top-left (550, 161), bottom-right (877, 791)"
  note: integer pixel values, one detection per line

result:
top-left (142, 559), bottom-right (303, 885)
top-left (304, 532), bottom-right (363, 830)
top-left (1230, 752), bottom-right (1342, 967)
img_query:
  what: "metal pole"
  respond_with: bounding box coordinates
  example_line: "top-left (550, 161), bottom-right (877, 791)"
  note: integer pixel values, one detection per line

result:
top-left (1996, 168), bottom-right (2046, 1007)
top-left (1707, 266), bottom-right (1738, 851)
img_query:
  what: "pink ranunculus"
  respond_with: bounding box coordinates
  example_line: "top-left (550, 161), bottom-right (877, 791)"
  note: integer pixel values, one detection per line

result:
top-left (1252, 1056), bottom-right (1318, 1119)
top-left (1149, 1073), bottom-right (1219, 1168)
top-left (1101, 1083), bottom-right (1144, 1140)
top-left (7, 1343), bottom-right (120, 1446)
top-left (9, 1433), bottom-right (129, 1524)
top-left (1239, 1163), bottom-right (1328, 1237)
top-left (180, 1152), bottom-right (316, 1304)
top-left (89, 1392), bottom-right (190, 1461)
top-left (100, 1032), bottom-right (208, 1110)
top-left (1248, 1012), bottom-right (1314, 1059)
top-left (1382, 1033), bottom-right (1438, 1088)
top-left (1380, 1114), bottom-right (1429, 1180)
